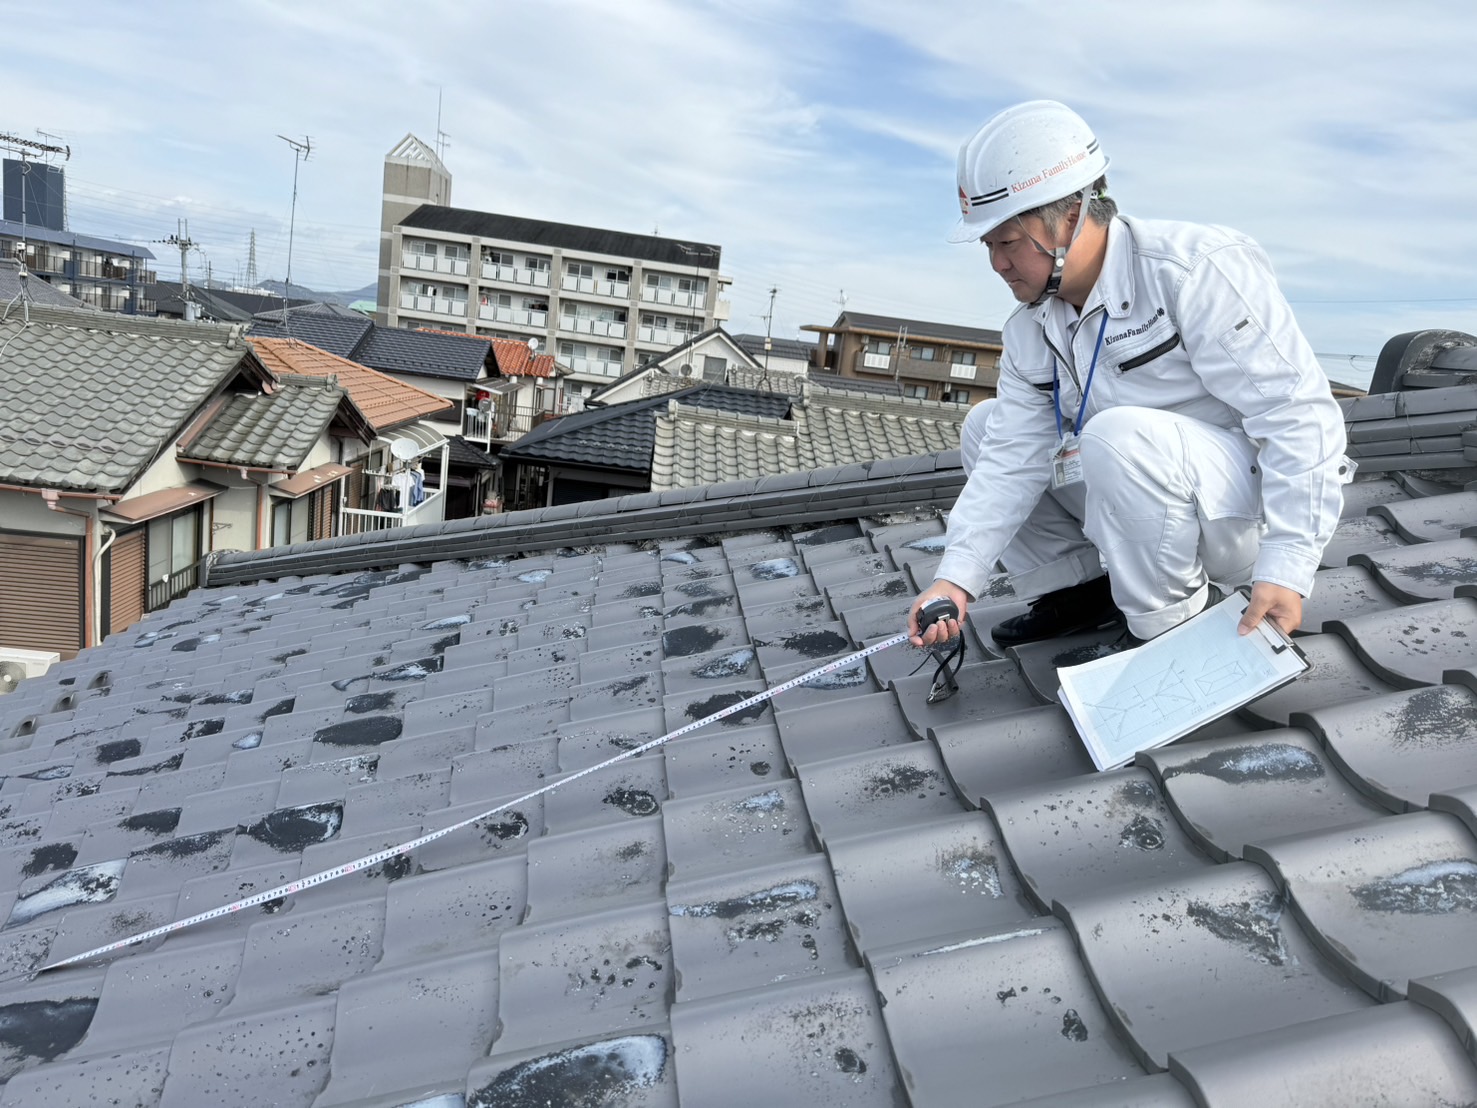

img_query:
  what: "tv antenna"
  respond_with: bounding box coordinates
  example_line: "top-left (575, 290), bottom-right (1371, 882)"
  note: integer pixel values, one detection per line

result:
top-left (1, 132), bottom-right (71, 322)
top-left (434, 88), bottom-right (451, 162)
top-left (277, 134), bottom-right (312, 335)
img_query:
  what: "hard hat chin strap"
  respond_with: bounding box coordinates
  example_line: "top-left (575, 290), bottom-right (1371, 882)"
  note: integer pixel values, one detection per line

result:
top-left (1022, 184), bottom-right (1094, 307)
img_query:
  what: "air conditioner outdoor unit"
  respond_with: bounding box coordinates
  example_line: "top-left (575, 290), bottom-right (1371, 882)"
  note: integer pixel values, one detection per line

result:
top-left (0, 647), bottom-right (60, 696)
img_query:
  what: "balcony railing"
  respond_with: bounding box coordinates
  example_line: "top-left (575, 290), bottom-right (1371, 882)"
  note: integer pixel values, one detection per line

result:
top-left (464, 403), bottom-right (563, 443)
top-left (481, 262), bottom-right (551, 288)
top-left (637, 324), bottom-right (700, 346)
top-left (400, 293), bottom-right (467, 317)
top-left (561, 275), bottom-right (630, 299)
top-left (949, 362), bottom-right (978, 380)
top-left (479, 304), bottom-right (547, 328)
top-left (339, 489), bottom-right (445, 536)
top-left (147, 564), bottom-right (199, 612)
top-left (566, 356), bottom-right (624, 378)
top-left (640, 286), bottom-right (704, 309)
top-left (560, 316), bottom-right (627, 339)
top-left (862, 352), bottom-right (892, 370)
top-left (402, 252), bottom-right (437, 271)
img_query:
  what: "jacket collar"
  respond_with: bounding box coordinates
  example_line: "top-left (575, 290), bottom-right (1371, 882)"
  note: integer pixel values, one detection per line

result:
top-left (1030, 217), bottom-right (1135, 328)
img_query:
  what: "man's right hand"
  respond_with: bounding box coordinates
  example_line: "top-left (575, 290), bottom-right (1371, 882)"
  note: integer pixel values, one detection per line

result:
top-left (909, 581), bottom-right (972, 648)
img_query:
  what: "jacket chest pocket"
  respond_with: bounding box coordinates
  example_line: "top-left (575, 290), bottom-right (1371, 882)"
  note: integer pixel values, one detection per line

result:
top-left (1115, 330), bottom-right (1182, 372)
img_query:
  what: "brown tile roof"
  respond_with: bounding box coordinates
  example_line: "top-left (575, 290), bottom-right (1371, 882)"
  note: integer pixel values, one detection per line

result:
top-left (251, 338), bottom-right (453, 432)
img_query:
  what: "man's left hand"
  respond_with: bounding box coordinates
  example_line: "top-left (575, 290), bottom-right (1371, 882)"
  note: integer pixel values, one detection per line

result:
top-left (1237, 581), bottom-right (1302, 638)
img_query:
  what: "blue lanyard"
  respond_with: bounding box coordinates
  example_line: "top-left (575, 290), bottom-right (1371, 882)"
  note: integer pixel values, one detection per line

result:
top-left (1053, 311), bottom-right (1109, 439)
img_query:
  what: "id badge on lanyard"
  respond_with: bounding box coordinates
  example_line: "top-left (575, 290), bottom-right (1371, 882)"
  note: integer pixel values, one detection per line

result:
top-left (1051, 312), bottom-right (1109, 489)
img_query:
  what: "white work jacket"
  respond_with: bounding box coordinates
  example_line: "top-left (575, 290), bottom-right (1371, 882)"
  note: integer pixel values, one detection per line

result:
top-left (935, 215), bottom-right (1349, 601)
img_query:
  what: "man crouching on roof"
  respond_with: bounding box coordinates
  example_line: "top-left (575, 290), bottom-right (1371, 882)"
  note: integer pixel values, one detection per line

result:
top-left (908, 100), bottom-right (1352, 653)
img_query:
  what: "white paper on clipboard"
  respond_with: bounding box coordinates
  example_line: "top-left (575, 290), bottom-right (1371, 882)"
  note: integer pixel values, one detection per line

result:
top-left (1056, 594), bottom-right (1309, 771)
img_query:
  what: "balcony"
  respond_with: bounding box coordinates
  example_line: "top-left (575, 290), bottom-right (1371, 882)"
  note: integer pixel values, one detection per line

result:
top-left (400, 292), bottom-right (467, 318)
top-left (561, 275), bottom-right (630, 299)
top-left (402, 251), bottom-right (438, 272)
top-left (559, 315), bottom-right (627, 339)
top-left (640, 286), bottom-right (704, 309)
top-left (339, 488), bottom-right (445, 537)
top-left (566, 356), bottom-right (624, 378)
top-left (637, 324), bottom-right (699, 347)
top-left (481, 262), bottom-right (550, 288)
top-left (852, 349), bottom-right (1000, 388)
top-left (949, 362), bottom-right (978, 380)
top-left (147, 564), bottom-right (199, 612)
top-left (478, 304), bottom-right (548, 328)
top-left (862, 352), bottom-right (892, 370)
top-left (463, 403), bottom-right (562, 444)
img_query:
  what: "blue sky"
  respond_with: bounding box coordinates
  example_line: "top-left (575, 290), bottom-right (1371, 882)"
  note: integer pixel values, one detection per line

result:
top-left (8, 0), bottom-right (1477, 387)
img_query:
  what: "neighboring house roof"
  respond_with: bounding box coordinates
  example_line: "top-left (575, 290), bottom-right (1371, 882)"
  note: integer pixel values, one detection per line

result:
top-left (148, 283), bottom-right (316, 323)
top-left (725, 366), bottom-right (808, 395)
top-left (590, 326), bottom-right (759, 404)
top-left (402, 204), bottom-right (722, 270)
top-left (178, 377), bottom-right (355, 471)
top-left (247, 311), bottom-right (373, 359)
top-left (4, 350), bottom-right (1477, 1101)
top-left (416, 329), bottom-right (566, 378)
top-left (247, 311), bottom-right (493, 383)
top-left (809, 310), bottom-right (1004, 349)
top-left (502, 384), bottom-right (792, 471)
top-left (731, 332), bottom-right (816, 363)
top-left (446, 434), bottom-right (501, 469)
top-left (0, 219), bottom-right (155, 259)
top-left (0, 304), bottom-right (262, 493)
top-left (649, 387), bottom-right (968, 491)
top-left (0, 260), bottom-right (92, 311)
top-left (250, 338), bottom-right (453, 432)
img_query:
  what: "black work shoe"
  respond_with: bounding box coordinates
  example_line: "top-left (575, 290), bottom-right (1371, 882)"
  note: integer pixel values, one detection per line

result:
top-left (992, 575), bottom-right (1123, 646)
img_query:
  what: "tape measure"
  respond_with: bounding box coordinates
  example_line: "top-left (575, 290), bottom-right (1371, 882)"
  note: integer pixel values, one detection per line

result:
top-left (41, 630), bottom-right (920, 972)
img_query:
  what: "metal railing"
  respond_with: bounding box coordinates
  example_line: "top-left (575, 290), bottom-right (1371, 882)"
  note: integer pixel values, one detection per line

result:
top-left (560, 315), bottom-right (627, 339)
top-left (339, 489), bottom-right (446, 536)
top-left (147, 564), bottom-right (200, 612)
top-left (464, 404), bottom-right (564, 443)
top-left (479, 304), bottom-right (547, 327)
top-left (640, 286), bottom-right (705, 308)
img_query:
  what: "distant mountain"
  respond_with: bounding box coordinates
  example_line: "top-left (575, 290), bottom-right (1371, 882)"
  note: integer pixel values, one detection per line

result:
top-left (258, 279), bottom-right (378, 307)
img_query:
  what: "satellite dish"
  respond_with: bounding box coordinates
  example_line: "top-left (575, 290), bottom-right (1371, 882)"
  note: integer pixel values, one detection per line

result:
top-left (390, 438), bottom-right (419, 462)
top-left (527, 337), bottom-right (540, 354)
top-left (0, 660), bottom-right (25, 696)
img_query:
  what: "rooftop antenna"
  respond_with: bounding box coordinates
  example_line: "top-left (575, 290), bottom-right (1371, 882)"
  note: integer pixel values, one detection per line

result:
top-left (0, 131), bottom-right (70, 324)
top-left (434, 88), bottom-right (451, 162)
top-left (761, 285), bottom-right (779, 391)
top-left (277, 134), bottom-right (312, 337)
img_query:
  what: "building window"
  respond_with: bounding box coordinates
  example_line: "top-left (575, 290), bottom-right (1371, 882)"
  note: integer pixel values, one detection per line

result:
top-left (870, 341), bottom-right (892, 356)
top-left (567, 262), bottom-right (594, 279)
top-left (904, 384), bottom-right (929, 399)
top-left (914, 346), bottom-right (937, 361)
top-left (605, 266), bottom-right (630, 282)
top-left (484, 249), bottom-right (514, 266)
top-left (409, 241), bottom-right (438, 259)
top-left (953, 351), bottom-right (977, 366)
top-left (942, 388), bottom-right (971, 404)
top-left (271, 500), bottom-right (292, 546)
top-left (525, 256), bottom-right (550, 271)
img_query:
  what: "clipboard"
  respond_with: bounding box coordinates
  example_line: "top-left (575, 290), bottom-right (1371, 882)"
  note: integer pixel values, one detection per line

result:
top-left (1056, 593), bottom-right (1309, 771)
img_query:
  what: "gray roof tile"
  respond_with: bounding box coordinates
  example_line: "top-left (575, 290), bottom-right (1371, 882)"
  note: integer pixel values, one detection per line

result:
top-left (0, 305), bottom-right (253, 491)
top-left (180, 378), bottom-right (346, 469)
top-left (11, 381), bottom-right (1477, 1101)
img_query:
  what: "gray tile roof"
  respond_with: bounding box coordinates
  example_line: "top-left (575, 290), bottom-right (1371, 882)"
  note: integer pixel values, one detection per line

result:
top-left (246, 311), bottom-right (492, 382)
top-left (245, 312), bottom-right (372, 359)
top-left (650, 387), bottom-right (966, 491)
top-left (503, 385), bottom-right (793, 472)
top-left (3, 369), bottom-right (1477, 1102)
top-left (180, 377), bottom-right (348, 470)
top-left (0, 261), bottom-right (91, 311)
top-left (0, 305), bottom-right (256, 492)
top-left (827, 309), bottom-right (1004, 348)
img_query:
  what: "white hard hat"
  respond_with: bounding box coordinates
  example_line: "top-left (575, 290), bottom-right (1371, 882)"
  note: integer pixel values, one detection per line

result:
top-left (948, 100), bottom-right (1109, 244)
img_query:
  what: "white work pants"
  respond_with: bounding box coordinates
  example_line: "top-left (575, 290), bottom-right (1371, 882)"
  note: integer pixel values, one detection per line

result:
top-left (960, 401), bottom-right (1263, 639)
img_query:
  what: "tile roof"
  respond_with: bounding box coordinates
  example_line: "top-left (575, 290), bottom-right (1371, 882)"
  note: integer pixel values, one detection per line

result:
top-left (148, 283), bottom-right (315, 323)
top-left (3, 366), bottom-right (1477, 1101)
top-left (0, 261), bottom-right (92, 311)
top-left (245, 312), bottom-right (372, 359)
top-left (0, 305), bottom-right (258, 492)
top-left (446, 435), bottom-right (501, 469)
top-left (731, 333), bottom-right (817, 362)
top-left (402, 205), bottom-right (722, 269)
top-left (251, 338), bottom-right (453, 432)
top-left (179, 378), bottom-right (350, 470)
top-left (414, 329), bottom-right (564, 378)
top-left (502, 384), bottom-right (792, 472)
top-left (649, 387), bottom-right (967, 491)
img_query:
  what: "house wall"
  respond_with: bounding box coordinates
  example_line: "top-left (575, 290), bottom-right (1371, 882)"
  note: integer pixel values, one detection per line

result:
top-left (211, 486), bottom-right (259, 553)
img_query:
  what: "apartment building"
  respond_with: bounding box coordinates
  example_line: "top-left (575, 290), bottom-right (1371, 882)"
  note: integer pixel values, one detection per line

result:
top-left (1, 158), bottom-right (157, 314)
top-left (375, 134), bottom-right (731, 401)
top-left (802, 310), bottom-right (1005, 405)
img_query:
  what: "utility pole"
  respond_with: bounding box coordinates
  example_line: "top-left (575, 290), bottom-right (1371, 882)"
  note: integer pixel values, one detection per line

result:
top-left (166, 219), bottom-right (196, 312)
top-left (760, 285), bottom-right (779, 388)
top-left (277, 135), bottom-right (312, 336)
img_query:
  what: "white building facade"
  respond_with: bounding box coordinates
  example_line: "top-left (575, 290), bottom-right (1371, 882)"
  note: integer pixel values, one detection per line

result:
top-left (375, 135), bottom-right (731, 402)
